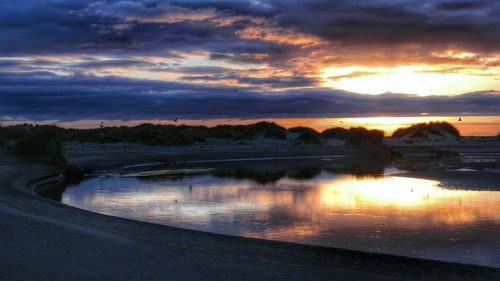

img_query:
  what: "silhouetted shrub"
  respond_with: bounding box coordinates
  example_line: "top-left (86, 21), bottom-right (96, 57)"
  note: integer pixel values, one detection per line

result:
top-left (297, 131), bottom-right (321, 142)
top-left (264, 126), bottom-right (287, 139)
top-left (1, 122), bottom-right (391, 149)
top-left (289, 127), bottom-right (321, 143)
top-left (321, 127), bottom-right (349, 139)
top-left (392, 122), bottom-right (460, 139)
top-left (208, 125), bottom-right (242, 139)
top-left (320, 127), bottom-right (384, 146)
top-left (345, 127), bottom-right (385, 146)
top-left (237, 122), bottom-right (287, 140)
top-left (45, 138), bottom-right (66, 164)
top-left (14, 126), bottom-right (66, 164)
top-left (289, 127), bottom-right (319, 136)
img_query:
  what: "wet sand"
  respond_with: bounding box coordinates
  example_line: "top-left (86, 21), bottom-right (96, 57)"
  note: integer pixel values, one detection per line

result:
top-left (1, 143), bottom-right (500, 280)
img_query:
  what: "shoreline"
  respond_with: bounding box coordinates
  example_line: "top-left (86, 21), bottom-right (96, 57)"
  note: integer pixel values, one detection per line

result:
top-left (1, 145), bottom-right (500, 280)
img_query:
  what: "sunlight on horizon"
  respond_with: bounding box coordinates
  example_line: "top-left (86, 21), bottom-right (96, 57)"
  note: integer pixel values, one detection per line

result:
top-left (321, 65), bottom-right (500, 96)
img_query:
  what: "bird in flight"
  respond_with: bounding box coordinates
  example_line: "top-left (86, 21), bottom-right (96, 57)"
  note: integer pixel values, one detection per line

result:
top-left (173, 118), bottom-right (178, 122)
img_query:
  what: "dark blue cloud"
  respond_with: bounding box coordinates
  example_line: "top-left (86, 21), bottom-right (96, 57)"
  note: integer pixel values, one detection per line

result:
top-left (180, 73), bottom-right (317, 88)
top-left (0, 0), bottom-right (498, 122)
top-left (435, 1), bottom-right (490, 11)
top-left (277, 0), bottom-right (499, 52)
top-left (0, 73), bottom-right (498, 121)
top-left (1, 0), bottom-right (497, 56)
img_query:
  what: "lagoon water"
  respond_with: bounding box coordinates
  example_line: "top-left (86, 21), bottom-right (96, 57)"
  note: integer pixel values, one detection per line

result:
top-left (61, 161), bottom-right (500, 267)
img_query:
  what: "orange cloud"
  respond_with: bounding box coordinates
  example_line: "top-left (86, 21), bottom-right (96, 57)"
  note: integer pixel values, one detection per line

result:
top-left (235, 26), bottom-right (324, 46)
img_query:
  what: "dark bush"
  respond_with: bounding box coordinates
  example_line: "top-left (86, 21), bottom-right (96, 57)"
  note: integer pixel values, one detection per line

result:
top-left (208, 125), bottom-right (241, 139)
top-left (392, 122), bottom-right (460, 139)
top-left (1, 122), bottom-right (391, 150)
top-left (289, 126), bottom-right (319, 136)
top-left (345, 127), bottom-right (385, 146)
top-left (289, 127), bottom-right (321, 143)
top-left (320, 127), bottom-right (384, 146)
top-left (14, 126), bottom-right (67, 164)
top-left (321, 127), bottom-right (349, 139)
top-left (297, 131), bottom-right (321, 143)
top-left (236, 122), bottom-right (287, 140)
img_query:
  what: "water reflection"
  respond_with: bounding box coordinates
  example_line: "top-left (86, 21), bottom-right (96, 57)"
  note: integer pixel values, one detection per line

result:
top-left (62, 163), bottom-right (500, 267)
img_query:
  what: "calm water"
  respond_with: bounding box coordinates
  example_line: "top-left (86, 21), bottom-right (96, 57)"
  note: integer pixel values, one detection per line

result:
top-left (61, 161), bottom-right (500, 267)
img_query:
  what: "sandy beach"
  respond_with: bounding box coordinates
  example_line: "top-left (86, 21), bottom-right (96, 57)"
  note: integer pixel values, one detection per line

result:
top-left (1, 141), bottom-right (500, 281)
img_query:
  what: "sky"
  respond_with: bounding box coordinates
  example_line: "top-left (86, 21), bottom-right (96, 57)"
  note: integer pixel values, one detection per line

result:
top-left (0, 0), bottom-right (499, 131)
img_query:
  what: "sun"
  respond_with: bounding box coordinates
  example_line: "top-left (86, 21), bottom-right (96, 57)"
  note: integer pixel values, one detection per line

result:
top-left (320, 65), bottom-right (499, 96)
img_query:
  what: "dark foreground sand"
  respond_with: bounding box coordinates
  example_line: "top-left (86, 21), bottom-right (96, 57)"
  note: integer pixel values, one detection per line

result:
top-left (1, 144), bottom-right (500, 281)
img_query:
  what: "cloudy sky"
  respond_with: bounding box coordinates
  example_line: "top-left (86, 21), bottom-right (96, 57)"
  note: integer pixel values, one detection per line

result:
top-left (0, 0), bottom-right (499, 123)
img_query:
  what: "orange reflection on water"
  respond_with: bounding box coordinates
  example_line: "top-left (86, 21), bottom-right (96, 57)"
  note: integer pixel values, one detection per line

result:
top-left (317, 176), bottom-right (499, 225)
top-left (320, 176), bottom-right (455, 208)
top-left (62, 172), bottom-right (500, 266)
top-left (240, 175), bottom-right (500, 247)
top-left (65, 175), bottom-right (500, 229)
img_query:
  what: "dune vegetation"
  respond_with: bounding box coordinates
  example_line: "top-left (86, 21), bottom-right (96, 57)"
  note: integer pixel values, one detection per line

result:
top-left (288, 126), bottom-right (322, 143)
top-left (320, 127), bottom-right (386, 147)
top-left (0, 124), bottom-right (85, 182)
top-left (0, 121), bottom-right (462, 181)
top-left (0, 121), bottom-right (460, 151)
top-left (0, 121), bottom-right (390, 147)
top-left (0, 121), bottom-right (458, 160)
top-left (0, 124), bottom-right (66, 165)
top-left (392, 121), bottom-right (460, 139)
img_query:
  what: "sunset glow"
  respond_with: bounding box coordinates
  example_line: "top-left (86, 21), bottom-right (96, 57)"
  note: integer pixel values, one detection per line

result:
top-left (321, 65), bottom-right (500, 95)
top-left (0, 0), bottom-right (498, 126)
top-left (3, 1), bottom-right (500, 279)
top-left (325, 116), bottom-right (500, 136)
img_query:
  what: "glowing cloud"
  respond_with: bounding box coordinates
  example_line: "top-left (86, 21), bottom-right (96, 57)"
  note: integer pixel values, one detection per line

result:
top-left (321, 65), bottom-right (500, 95)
